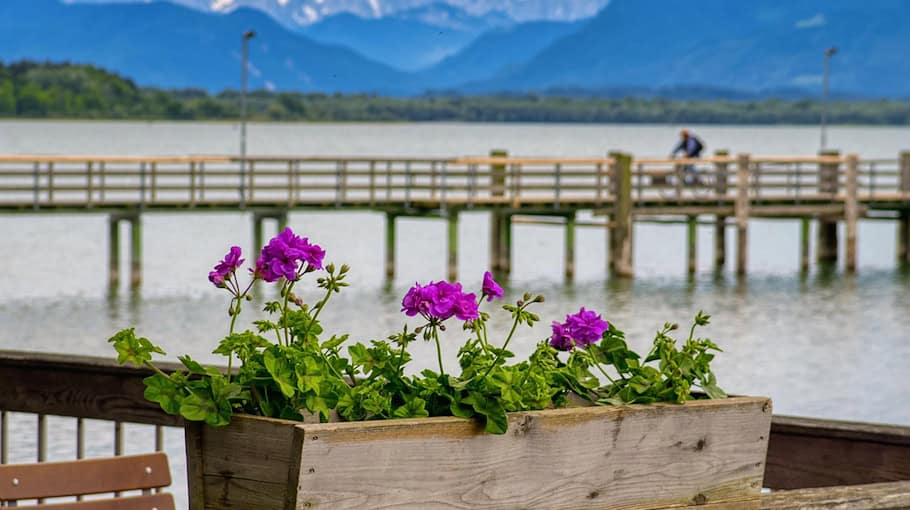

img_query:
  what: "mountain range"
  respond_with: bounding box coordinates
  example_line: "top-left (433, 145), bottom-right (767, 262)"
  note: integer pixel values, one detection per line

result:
top-left (7, 0), bottom-right (910, 98)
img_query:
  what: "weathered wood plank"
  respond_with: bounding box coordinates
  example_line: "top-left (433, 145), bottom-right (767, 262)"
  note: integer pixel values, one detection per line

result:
top-left (0, 350), bottom-right (181, 426)
top-left (187, 414), bottom-right (301, 510)
top-left (0, 453), bottom-right (170, 500)
top-left (761, 481), bottom-right (910, 509)
top-left (292, 397), bottom-right (771, 510)
top-left (765, 416), bottom-right (910, 490)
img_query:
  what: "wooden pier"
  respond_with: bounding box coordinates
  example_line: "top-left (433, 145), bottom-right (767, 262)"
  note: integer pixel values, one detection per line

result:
top-left (1, 151), bottom-right (908, 285)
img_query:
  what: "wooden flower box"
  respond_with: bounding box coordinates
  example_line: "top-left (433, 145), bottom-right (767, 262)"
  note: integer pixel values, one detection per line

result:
top-left (186, 396), bottom-right (771, 510)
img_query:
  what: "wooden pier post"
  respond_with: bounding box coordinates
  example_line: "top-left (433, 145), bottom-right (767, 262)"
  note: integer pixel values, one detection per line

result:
top-left (108, 215), bottom-right (120, 288)
top-left (714, 150), bottom-right (729, 270)
top-left (385, 213), bottom-right (396, 280)
top-left (500, 213), bottom-right (512, 274)
top-left (898, 151), bottom-right (910, 264)
top-left (609, 152), bottom-right (634, 277)
top-left (687, 215), bottom-right (698, 275)
top-left (489, 150), bottom-right (507, 272)
top-left (800, 217), bottom-right (811, 273)
top-left (447, 211), bottom-right (459, 281)
top-left (128, 215), bottom-right (142, 288)
top-left (817, 150), bottom-right (841, 264)
top-left (565, 212), bottom-right (576, 280)
top-left (845, 154), bottom-right (859, 272)
top-left (735, 154), bottom-right (751, 276)
top-left (252, 215), bottom-right (264, 255)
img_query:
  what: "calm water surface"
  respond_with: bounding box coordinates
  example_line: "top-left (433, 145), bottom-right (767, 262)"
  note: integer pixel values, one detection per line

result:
top-left (1, 121), bottom-right (908, 506)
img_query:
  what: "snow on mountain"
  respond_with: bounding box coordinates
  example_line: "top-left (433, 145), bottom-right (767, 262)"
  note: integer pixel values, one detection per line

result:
top-left (64, 0), bottom-right (609, 26)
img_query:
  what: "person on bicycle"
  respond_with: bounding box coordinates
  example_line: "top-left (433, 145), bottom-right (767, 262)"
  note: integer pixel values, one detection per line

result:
top-left (671, 129), bottom-right (705, 185)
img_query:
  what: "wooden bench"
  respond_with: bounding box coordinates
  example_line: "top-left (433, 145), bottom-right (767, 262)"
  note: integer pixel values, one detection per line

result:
top-left (0, 452), bottom-right (174, 509)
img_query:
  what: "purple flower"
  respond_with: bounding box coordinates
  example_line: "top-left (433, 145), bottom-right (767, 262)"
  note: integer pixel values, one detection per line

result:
top-left (565, 307), bottom-right (609, 347)
top-left (549, 321), bottom-right (575, 351)
top-left (401, 280), bottom-right (479, 322)
top-left (549, 307), bottom-right (609, 351)
top-left (208, 246), bottom-right (244, 288)
top-left (481, 271), bottom-right (504, 302)
top-left (253, 228), bottom-right (325, 283)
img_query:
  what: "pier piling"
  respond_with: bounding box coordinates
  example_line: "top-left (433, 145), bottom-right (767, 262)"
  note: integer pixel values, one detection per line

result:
top-left (714, 150), bottom-right (729, 270)
top-left (107, 213), bottom-right (142, 288)
top-left (129, 215), bottom-right (141, 288)
top-left (500, 213), bottom-right (513, 274)
top-left (608, 152), bottom-right (633, 278)
top-left (845, 154), bottom-right (859, 272)
top-left (385, 213), bottom-right (396, 280)
top-left (565, 212), bottom-right (576, 280)
top-left (447, 211), bottom-right (459, 281)
top-left (687, 215), bottom-right (698, 275)
top-left (817, 150), bottom-right (841, 264)
top-left (735, 154), bottom-right (751, 276)
top-left (800, 217), bottom-right (811, 273)
top-left (108, 215), bottom-right (120, 288)
top-left (489, 150), bottom-right (507, 272)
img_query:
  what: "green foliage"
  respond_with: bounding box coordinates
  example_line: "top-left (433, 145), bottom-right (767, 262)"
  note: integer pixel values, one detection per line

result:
top-left (109, 254), bottom-right (727, 434)
top-left (3, 61), bottom-right (910, 124)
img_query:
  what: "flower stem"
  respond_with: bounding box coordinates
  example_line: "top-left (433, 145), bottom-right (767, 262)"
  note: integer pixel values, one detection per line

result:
top-left (281, 280), bottom-right (296, 346)
top-left (479, 306), bottom-right (523, 379)
top-left (586, 351), bottom-right (616, 384)
top-left (433, 325), bottom-right (445, 377)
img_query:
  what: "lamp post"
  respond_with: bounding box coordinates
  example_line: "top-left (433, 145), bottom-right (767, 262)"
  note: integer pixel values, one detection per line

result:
top-left (820, 46), bottom-right (837, 151)
top-left (240, 29), bottom-right (256, 206)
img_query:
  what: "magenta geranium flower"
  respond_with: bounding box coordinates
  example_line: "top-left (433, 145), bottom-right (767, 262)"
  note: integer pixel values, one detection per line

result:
top-left (401, 280), bottom-right (479, 322)
top-left (208, 246), bottom-right (244, 288)
top-left (253, 228), bottom-right (325, 282)
top-left (549, 307), bottom-right (609, 351)
top-left (481, 271), bottom-right (504, 302)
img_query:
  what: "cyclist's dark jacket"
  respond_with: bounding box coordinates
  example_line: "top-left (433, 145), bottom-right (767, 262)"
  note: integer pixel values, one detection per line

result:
top-left (673, 136), bottom-right (704, 158)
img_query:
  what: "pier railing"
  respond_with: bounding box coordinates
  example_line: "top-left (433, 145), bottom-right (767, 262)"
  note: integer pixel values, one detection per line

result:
top-left (1, 350), bottom-right (909, 509)
top-left (1, 153), bottom-right (907, 209)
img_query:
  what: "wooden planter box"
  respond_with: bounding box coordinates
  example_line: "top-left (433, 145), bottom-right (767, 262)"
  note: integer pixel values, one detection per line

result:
top-left (186, 396), bottom-right (772, 510)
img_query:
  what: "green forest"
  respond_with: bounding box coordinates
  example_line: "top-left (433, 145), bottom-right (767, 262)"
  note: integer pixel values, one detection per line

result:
top-left (2, 61), bottom-right (910, 124)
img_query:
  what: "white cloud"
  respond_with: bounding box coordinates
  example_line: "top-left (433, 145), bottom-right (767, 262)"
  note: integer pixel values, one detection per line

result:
top-left (265, 80), bottom-right (276, 91)
top-left (795, 13), bottom-right (826, 29)
top-left (210, 0), bottom-right (234, 12)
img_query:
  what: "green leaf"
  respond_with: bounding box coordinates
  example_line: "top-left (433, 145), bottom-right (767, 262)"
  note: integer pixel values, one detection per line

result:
top-left (392, 396), bottom-right (429, 419)
top-left (263, 348), bottom-right (297, 398)
top-left (178, 355), bottom-right (206, 375)
top-left (179, 392), bottom-right (230, 426)
top-left (143, 373), bottom-right (184, 415)
top-left (108, 328), bottom-right (165, 366)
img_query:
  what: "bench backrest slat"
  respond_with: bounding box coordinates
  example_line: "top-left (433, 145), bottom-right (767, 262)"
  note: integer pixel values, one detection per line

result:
top-left (0, 453), bottom-right (171, 501)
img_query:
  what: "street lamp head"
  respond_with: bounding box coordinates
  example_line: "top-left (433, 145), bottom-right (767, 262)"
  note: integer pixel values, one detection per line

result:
top-left (243, 30), bottom-right (256, 40)
top-left (825, 47), bottom-right (837, 57)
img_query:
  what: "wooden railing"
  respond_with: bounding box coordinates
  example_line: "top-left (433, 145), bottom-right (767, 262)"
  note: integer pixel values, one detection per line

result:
top-left (1, 350), bottom-right (909, 509)
top-left (0, 153), bottom-right (907, 210)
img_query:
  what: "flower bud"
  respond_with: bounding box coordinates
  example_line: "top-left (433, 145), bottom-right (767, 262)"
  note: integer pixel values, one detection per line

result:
top-left (523, 292), bottom-right (533, 302)
top-left (669, 323), bottom-right (680, 331)
top-left (534, 294), bottom-right (545, 303)
top-left (326, 263), bottom-right (335, 274)
top-left (245, 294), bottom-right (253, 301)
top-left (517, 300), bottom-right (524, 307)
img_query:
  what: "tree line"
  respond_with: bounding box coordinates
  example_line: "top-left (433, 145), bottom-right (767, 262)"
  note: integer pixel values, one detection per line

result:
top-left (2, 61), bottom-right (910, 124)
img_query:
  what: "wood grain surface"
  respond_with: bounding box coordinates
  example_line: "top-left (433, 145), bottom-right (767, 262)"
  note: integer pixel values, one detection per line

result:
top-left (290, 397), bottom-right (771, 509)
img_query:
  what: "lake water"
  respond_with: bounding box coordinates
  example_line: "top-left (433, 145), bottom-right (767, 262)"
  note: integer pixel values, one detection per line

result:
top-left (1, 121), bottom-right (909, 506)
